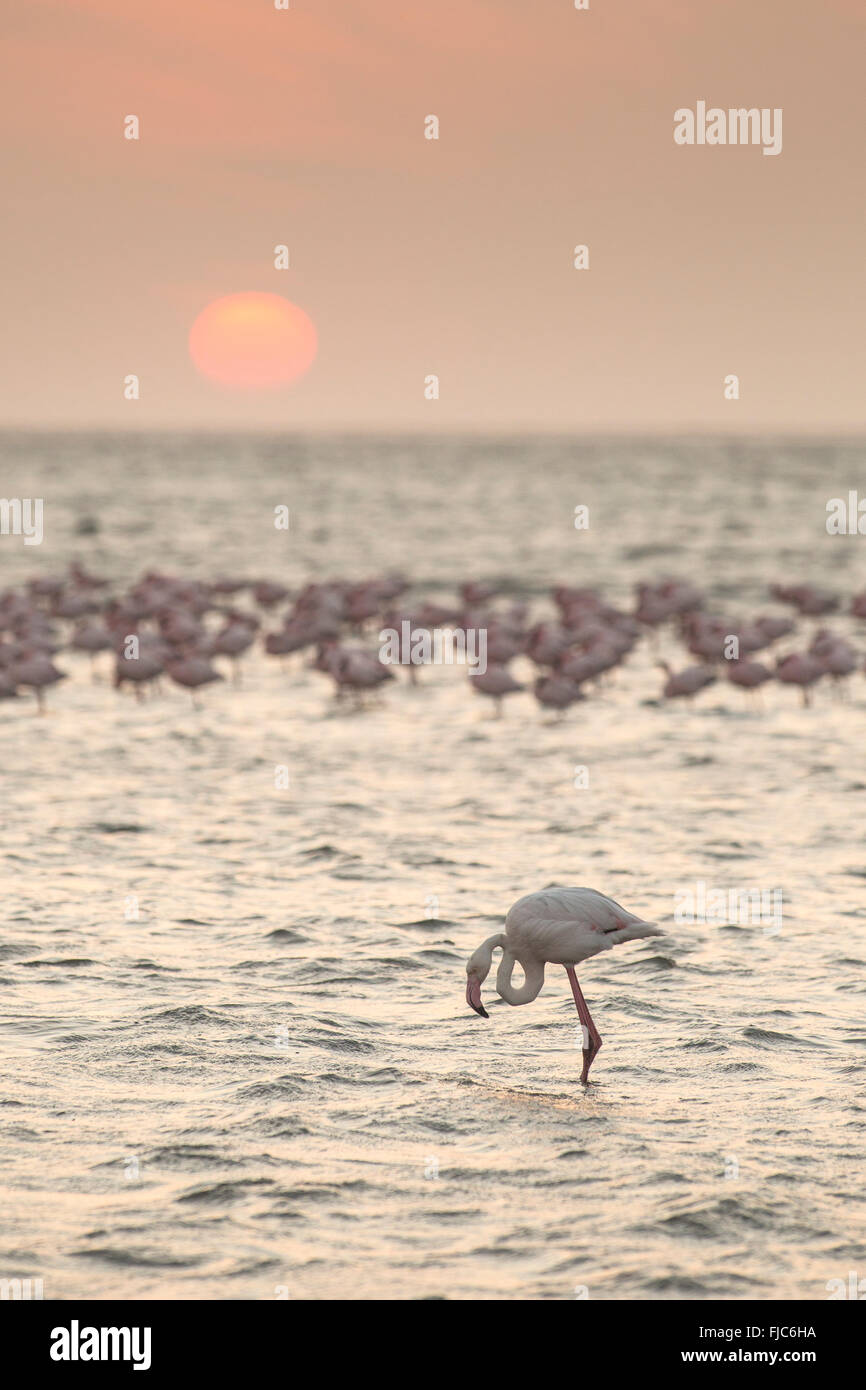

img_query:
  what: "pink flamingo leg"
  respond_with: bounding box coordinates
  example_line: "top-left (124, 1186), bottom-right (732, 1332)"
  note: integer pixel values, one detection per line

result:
top-left (566, 966), bottom-right (602, 1083)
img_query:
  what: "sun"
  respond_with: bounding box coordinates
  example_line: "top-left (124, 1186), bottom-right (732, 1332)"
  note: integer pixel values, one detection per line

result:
top-left (189, 292), bottom-right (318, 389)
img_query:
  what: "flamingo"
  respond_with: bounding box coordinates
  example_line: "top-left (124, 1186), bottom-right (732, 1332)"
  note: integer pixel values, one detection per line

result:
top-left (770, 583), bottom-right (838, 616)
top-left (10, 652), bottom-right (67, 713)
top-left (465, 887), bottom-right (663, 1083)
top-left (810, 630), bottom-right (858, 687)
top-left (165, 654), bottom-right (224, 707)
top-left (533, 673), bottom-right (584, 717)
top-left (113, 643), bottom-right (166, 700)
top-left (251, 580), bottom-right (290, 608)
top-left (775, 652), bottom-right (824, 706)
top-left (469, 665), bottom-right (525, 716)
top-left (726, 658), bottom-right (773, 694)
top-left (209, 618), bottom-right (257, 685)
top-left (657, 661), bottom-right (716, 700)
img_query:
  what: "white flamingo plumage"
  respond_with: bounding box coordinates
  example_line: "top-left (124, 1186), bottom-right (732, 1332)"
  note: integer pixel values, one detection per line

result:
top-left (465, 886), bottom-right (664, 1083)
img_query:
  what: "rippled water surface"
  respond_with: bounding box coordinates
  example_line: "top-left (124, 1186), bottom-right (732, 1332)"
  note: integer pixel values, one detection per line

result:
top-left (2, 433), bottom-right (866, 1300)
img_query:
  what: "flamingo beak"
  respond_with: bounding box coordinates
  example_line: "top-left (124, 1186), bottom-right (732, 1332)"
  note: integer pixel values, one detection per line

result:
top-left (466, 975), bottom-right (489, 1018)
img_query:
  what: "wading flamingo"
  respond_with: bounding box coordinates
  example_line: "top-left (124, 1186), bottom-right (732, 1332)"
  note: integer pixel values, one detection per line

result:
top-left (465, 887), bottom-right (663, 1083)
top-left (657, 661), bottom-right (716, 700)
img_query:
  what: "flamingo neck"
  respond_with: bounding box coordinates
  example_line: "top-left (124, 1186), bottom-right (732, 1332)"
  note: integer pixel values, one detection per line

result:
top-left (474, 932), bottom-right (507, 978)
top-left (496, 951), bottom-right (545, 1006)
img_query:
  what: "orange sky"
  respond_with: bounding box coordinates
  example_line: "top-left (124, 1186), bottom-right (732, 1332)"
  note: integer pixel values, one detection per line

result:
top-left (3, 0), bottom-right (865, 431)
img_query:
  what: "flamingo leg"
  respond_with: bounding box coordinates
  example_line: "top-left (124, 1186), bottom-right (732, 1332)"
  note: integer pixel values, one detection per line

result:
top-left (566, 966), bottom-right (602, 1083)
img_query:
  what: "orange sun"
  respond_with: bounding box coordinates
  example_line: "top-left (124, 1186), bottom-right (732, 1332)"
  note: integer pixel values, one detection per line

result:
top-left (189, 292), bottom-right (318, 389)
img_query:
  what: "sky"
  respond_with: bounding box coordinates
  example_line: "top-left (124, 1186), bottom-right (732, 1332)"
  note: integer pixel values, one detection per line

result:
top-left (3, 0), bottom-right (865, 432)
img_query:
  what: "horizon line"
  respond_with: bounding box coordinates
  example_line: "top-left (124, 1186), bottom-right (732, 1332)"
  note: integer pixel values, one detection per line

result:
top-left (2, 424), bottom-right (865, 442)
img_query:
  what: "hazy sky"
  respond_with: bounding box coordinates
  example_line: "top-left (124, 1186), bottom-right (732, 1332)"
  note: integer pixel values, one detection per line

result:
top-left (4, 0), bottom-right (864, 431)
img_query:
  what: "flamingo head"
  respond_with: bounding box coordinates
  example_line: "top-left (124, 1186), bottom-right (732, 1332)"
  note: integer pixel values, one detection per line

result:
top-left (465, 945), bottom-right (492, 1019)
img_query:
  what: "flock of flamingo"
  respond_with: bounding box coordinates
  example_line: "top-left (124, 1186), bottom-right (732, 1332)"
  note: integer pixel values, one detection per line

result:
top-left (1, 565), bottom-right (864, 713)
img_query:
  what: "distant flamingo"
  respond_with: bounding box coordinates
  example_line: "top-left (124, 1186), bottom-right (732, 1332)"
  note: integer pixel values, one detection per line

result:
top-left (314, 643), bottom-right (394, 703)
top-left (70, 619), bottom-right (113, 655)
top-left (264, 625), bottom-right (311, 661)
top-left (469, 665), bottom-right (524, 716)
top-left (658, 661), bottom-right (716, 700)
top-left (770, 583), bottom-right (838, 616)
top-left (775, 652), bottom-right (824, 706)
top-left (337, 647), bottom-right (395, 700)
top-left (533, 673), bottom-right (583, 718)
top-left (465, 887), bottom-right (663, 1083)
top-left (754, 614), bottom-right (795, 644)
top-left (165, 654), bottom-right (223, 707)
top-left (810, 630), bottom-right (857, 688)
top-left (114, 645), bottom-right (166, 699)
top-left (460, 580), bottom-right (497, 606)
top-left (251, 580), bottom-right (290, 608)
top-left (11, 652), bottom-right (67, 713)
top-left (71, 619), bottom-right (114, 679)
top-left (209, 619), bottom-right (257, 684)
top-left (726, 658), bottom-right (773, 694)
